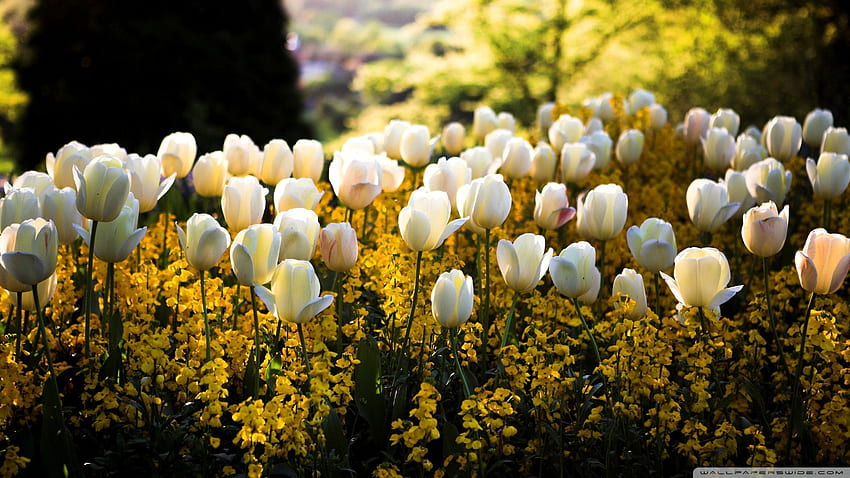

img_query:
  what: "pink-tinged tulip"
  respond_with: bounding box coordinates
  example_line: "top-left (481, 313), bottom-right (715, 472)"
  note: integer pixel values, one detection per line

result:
top-left (192, 151), bottom-right (230, 198)
top-left (157, 132), bottom-right (197, 179)
top-left (529, 142), bottom-right (557, 182)
top-left (626, 217), bottom-right (677, 273)
top-left (258, 139), bottom-right (294, 186)
top-left (273, 207), bottom-right (320, 261)
top-left (764, 116), bottom-right (802, 161)
top-left (686, 178), bottom-right (739, 233)
top-left (0, 186), bottom-right (40, 233)
top-left (442, 122), bottom-right (466, 156)
top-left (42, 187), bottom-right (86, 245)
top-left (176, 213), bottom-right (230, 271)
top-left (741, 201), bottom-right (789, 257)
top-left (460, 147), bottom-right (495, 179)
top-left (0, 218), bottom-right (59, 286)
top-left (383, 119), bottom-right (411, 160)
top-left (424, 156), bottom-right (471, 206)
top-left (221, 175), bottom-right (267, 234)
top-left (473, 106), bottom-right (498, 143)
top-left (74, 155), bottom-right (130, 222)
top-left (292, 139), bottom-right (326, 183)
top-left (612, 268), bottom-right (647, 319)
top-left (795, 228), bottom-right (850, 295)
top-left (560, 143), bottom-right (596, 183)
top-left (709, 108), bottom-right (740, 137)
top-left (576, 184), bottom-right (628, 241)
top-left (821, 127), bottom-right (850, 156)
top-left (701, 128), bottom-right (735, 171)
top-left (254, 259), bottom-right (333, 324)
top-left (803, 108), bottom-right (833, 148)
top-left (456, 174), bottom-right (511, 233)
top-left (319, 222), bottom-right (359, 273)
top-left (534, 183), bottom-right (575, 231)
top-left (684, 107), bottom-right (710, 145)
top-left (230, 223), bottom-right (281, 286)
top-left (581, 131), bottom-right (613, 170)
top-left (497, 233), bottom-right (553, 293)
top-left (125, 153), bottom-right (175, 213)
top-left (46, 141), bottom-right (92, 189)
top-left (549, 241), bottom-right (600, 299)
top-left (806, 152), bottom-right (850, 200)
top-left (400, 124), bottom-right (435, 168)
top-left (549, 115), bottom-right (584, 153)
top-left (78, 195), bottom-right (147, 263)
top-left (431, 269), bottom-right (474, 328)
top-left (328, 149), bottom-right (383, 210)
top-left (224, 133), bottom-right (261, 177)
top-left (745, 157), bottom-right (792, 206)
top-left (499, 137), bottom-right (533, 179)
top-left (274, 177), bottom-right (323, 212)
top-left (616, 129), bottom-right (645, 166)
top-left (661, 247), bottom-right (742, 311)
top-left (399, 187), bottom-right (467, 252)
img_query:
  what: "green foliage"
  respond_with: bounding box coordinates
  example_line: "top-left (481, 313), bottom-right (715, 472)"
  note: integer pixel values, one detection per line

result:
top-left (0, 20), bottom-right (26, 173)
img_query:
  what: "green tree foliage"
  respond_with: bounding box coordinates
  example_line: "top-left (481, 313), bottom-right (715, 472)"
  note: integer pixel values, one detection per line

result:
top-left (0, 18), bottom-right (27, 171)
top-left (11, 0), bottom-right (311, 172)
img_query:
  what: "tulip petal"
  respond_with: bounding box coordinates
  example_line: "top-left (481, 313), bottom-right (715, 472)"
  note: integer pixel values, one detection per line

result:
top-left (436, 217), bottom-right (468, 249)
top-left (231, 243), bottom-right (255, 286)
top-left (496, 240), bottom-right (520, 290)
top-left (795, 251), bottom-right (819, 293)
top-left (195, 228), bottom-right (229, 270)
top-left (660, 271), bottom-right (686, 306)
top-left (74, 224), bottom-right (91, 246)
top-left (253, 284), bottom-right (277, 317)
top-left (706, 284), bottom-right (743, 310)
top-left (399, 208), bottom-right (432, 252)
top-left (0, 251), bottom-right (47, 286)
top-left (826, 253), bottom-right (850, 294)
top-left (295, 294), bottom-right (334, 324)
top-left (112, 227), bottom-right (147, 263)
top-left (175, 223), bottom-right (187, 251)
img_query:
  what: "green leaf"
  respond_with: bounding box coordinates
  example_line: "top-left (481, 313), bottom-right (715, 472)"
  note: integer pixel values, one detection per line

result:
top-left (353, 337), bottom-right (385, 443)
top-left (321, 407), bottom-right (349, 469)
top-left (244, 348), bottom-right (259, 399)
top-left (40, 375), bottom-right (81, 477)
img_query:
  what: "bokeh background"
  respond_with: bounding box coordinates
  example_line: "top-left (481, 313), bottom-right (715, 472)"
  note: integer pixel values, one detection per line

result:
top-left (0, 0), bottom-right (848, 172)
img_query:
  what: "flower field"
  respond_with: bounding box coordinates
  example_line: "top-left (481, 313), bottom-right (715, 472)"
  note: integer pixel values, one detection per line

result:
top-left (2, 94), bottom-right (850, 477)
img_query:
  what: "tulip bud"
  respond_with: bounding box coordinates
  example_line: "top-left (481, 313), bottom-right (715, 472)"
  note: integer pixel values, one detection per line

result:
top-left (274, 207), bottom-right (320, 261)
top-left (684, 107), bottom-right (711, 145)
top-left (497, 111), bottom-right (516, 132)
top-left (383, 119), bottom-right (411, 160)
top-left (423, 156), bottom-right (471, 206)
top-left (499, 137), bottom-right (533, 178)
top-left (732, 134), bottom-right (767, 171)
top-left (529, 142), bottom-right (557, 182)
top-left (745, 157), bottom-right (792, 206)
top-left (764, 116), bottom-right (802, 161)
top-left (648, 104), bottom-right (668, 131)
top-left (795, 228), bottom-right (850, 295)
top-left (292, 139), bottom-right (325, 183)
top-left (661, 247), bottom-right (742, 311)
top-left (549, 115), bottom-right (584, 153)
top-left (342, 136), bottom-right (376, 154)
top-left (224, 134), bottom-right (261, 177)
top-left (91, 143), bottom-right (127, 162)
top-left (319, 222), bottom-right (359, 273)
top-left (616, 129), bottom-right (645, 166)
top-left (258, 139), bottom-right (294, 186)
top-left (378, 156), bottom-right (406, 192)
top-left (442, 122), bottom-right (466, 156)
top-left (701, 127), bottom-right (735, 171)
top-left (537, 102), bottom-right (556, 138)
top-left (74, 155), bottom-right (130, 222)
top-left (274, 177), bottom-right (324, 212)
top-left (576, 184), bottom-right (628, 241)
top-left (42, 187), bottom-right (86, 245)
top-left (399, 187), bottom-right (467, 252)
top-left (821, 127), bottom-right (850, 156)
top-left (485, 129), bottom-right (513, 162)
top-left (222, 175), bottom-right (267, 234)
top-left (580, 131), bottom-right (613, 170)
top-left (328, 149), bottom-right (383, 210)
top-left (176, 213), bottom-right (230, 271)
top-left (0, 218), bottom-right (59, 286)
top-left (13, 171), bottom-right (56, 206)
top-left (400, 124), bottom-right (434, 168)
top-left (806, 153), bottom-right (850, 200)
top-left (723, 169), bottom-right (756, 218)
top-left (254, 259), bottom-right (334, 324)
top-left (612, 268), bottom-right (647, 319)
top-left (549, 241), bottom-right (600, 299)
top-left (534, 183), bottom-right (576, 231)
top-left (585, 117), bottom-right (604, 135)
top-left (627, 89), bottom-right (655, 114)
top-left (431, 269), bottom-right (474, 328)
top-left (456, 174), bottom-right (511, 232)
top-left (560, 143), bottom-right (596, 183)
top-left (473, 106), bottom-right (498, 143)
top-left (741, 201), bottom-right (789, 258)
top-left (709, 108), bottom-right (740, 137)
top-left (460, 146), bottom-right (495, 180)
top-left (230, 223), bottom-right (281, 286)
top-left (626, 217), bottom-right (677, 273)
top-left (79, 195), bottom-right (147, 263)
top-left (125, 153), bottom-right (175, 213)
top-left (46, 141), bottom-right (92, 189)
top-left (0, 186), bottom-right (40, 233)
top-left (802, 108), bottom-right (833, 148)
top-left (497, 233), bottom-right (553, 293)
top-left (192, 151), bottom-right (230, 198)
top-left (686, 178), bottom-right (739, 233)
top-left (20, 273), bottom-right (58, 311)
top-left (157, 132), bottom-right (197, 179)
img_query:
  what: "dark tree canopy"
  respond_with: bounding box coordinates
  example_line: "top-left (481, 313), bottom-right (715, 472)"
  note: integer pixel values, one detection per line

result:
top-left (12, 0), bottom-right (312, 171)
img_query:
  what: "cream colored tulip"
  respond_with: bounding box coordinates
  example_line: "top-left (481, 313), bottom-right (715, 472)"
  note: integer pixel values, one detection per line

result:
top-left (795, 228), bottom-right (850, 295)
top-left (537, 102), bottom-right (556, 136)
top-left (258, 139), bottom-right (294, 186)
top-left (724, 169), bottom-right (756, 218)
top-left (383, 119), bottom-right (411, 159)
top-left (533, 183), bottom-right (575, 231)
top-left (91, 143), bottom-right (127, 162)
top-left (42, 187), bottom-right (86, 245)
top-left (485, 129), bottom-right (513, 162)
top-left (157, 132), bottom-right (197, 179)
top-left (431, 269), bottom-right (474, 328)
top-left (77, 195), bottom-right (146, 263)
top-left (274, 177), bottom-right (323, 212)
top-left (560, 143), bottom-right (596, 183)
top-left (125, 153), bottom-right (175, 213)
top-left (442, 122), bottom-right (466, 156)
top-left (661, 247), bottom-right (742, 310)
top-left (400, 124), bottom-right (434, 168)
top-left (548, 115), bottom-right (584, 153)
top-left (764, 116), bottom-right (802, 161)
top-left (19, 273), bottom-right (57, 311)
top-left (377, 155), bottom-right (406, 192)
top-left (802, 108), bottom-right (833, 147)
top-left (46, 141), bottom-right (92, 189)
top-left (499, 137), bottom-right (533, 179)
top-left (473, 106), bottom-right (498, 143)
top-left (576, 183), bottom-right (628, 241)
top-left (701, 127), bottom-right (735, 171)
top-left (612, 268), bottom-right (647, 319)
top-left (549, 241), bottom-right (600, 299)
top-left (821, 127), bottom-right (850, 156)
top-left (497, 233), bottom-right (553, 293)
top-left (74, 155), bottom-right (130, 222)
top-left (224, 134), bottom-right (261, 177)
top-left (460, 146), bottom-right (495, 179)
top-left (648, 104), bottom-right (668, 131)
top-left (497, 112), bottom-right (516, 132)
top-left (529, 142), bottom-right (557, 182)
top-left (684, 107), bottom-right (710, 145)
top-left (0, 186), bottom-right (40, 234)
top-left (0, 218), bottom-right (59, 286)
top-left (254, 259), bottom-right (333, 324)
top-left (13, 171), bottom-right (56, 205)
top-left (709, 108), bottom-right (740, 137)
top-left (456, 174), bottom-right (511, 232)
top-left (319, 222), bottom-right (359, 273)
top-left (581, 131), bottom-right (613, 170)
top-left (221, 175), bottom-right (267, 234)
top-left (292, 139), bottom-right (326, 183)
top-left (230, 223), bottom-right (281, 286)
top-left (732, 134), bottom-right (767, 171)
top-left (399, 187), bottom-right (467, 252)
top-left (806, 153), bottom-right (850, 200)
top-left (274, 207), bottom-right (320, 261)
top-left (626, 217), bottom-right (677, 273)
top-left (616, 129), bottom-right (645, 166)
top-left (745, 157), bottom-right (792, 206)
top-left (176, 213), bottom-right (230, 271)
top-left (423, 156), bottom-right (471, 206)
top-left (741, 201), bottom-right (789, 258)
top-left (686, 178), bottom-right (739, 233)
top-left (192, 151), bottom-right (230, 198)
top-left (328, 149), bottom-right (383, 210)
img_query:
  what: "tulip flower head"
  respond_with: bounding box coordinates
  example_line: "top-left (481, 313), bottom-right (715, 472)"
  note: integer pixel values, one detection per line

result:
top-left (795, 228), bottom-right (850, 295)
top-left (383, 119), bottom-right (412, 160)
top-left (802, 108), bottom-right (833, 148)
top-left (456, 174), bottom-right (512, 233)
top-left (157, 132), bottom-right (197, 179)
top-left (319, 222), bottom-right (359, 273)
top-left (537, 102), bottom-right (556, 137)
top-left (423, 156), bottom-right (471, 206)
top-left (258, 139), bottom-right (294, 186)
top-left (684, 107), bottom-right (711, 145)
top-left (378, 156), bottom-right (406, 192)
top-left (224, 133), bottom-right (261, 177)
top-left (764, 115), bottom-right (802, 162)
top-left (732, 134), bottom-right (767, 171)
top-left (221, 175), bottom-right (267, 234)
top-left (709, 108), bottom-right (741, 137)
top-left (576, 183), bottom-right (628, 241)
top-left (274, 177), bottom-right (324, 212)
top-left (485, 129), bottom-right (513, 163)
top-left (46, 141), bottom-right (92, 189)
top-left (529, 142), bottom-right (557, 182)
top-left (460, 146), bottom-right (495, 179)
top-left (442, 122), bottom-right (466, 156)
top-left (612, 268), bottom-right (647, 320)
top-left (648, 104), bottom-right (668, 131)
top-left (626, 217), bottom-right (677, 273)
top-left (125, 153), bottom-right (176, 213)
top-left (0, 218), bottom-right (59, 287)
top-left (0, 186), bottom-right (41, 233)
top-left (230, 223), bottom-right (281, 286)
top-left (741, 201), bottom-right (789, 258)
top-left (560, 143), bottom-right (596, 183)
top-left (74, 155), bottom-right (131, 222)
top-left (254, 259), bottom-right (333, 324)
top-left (400, 124), bottom-right (436, 168)
top-left (431, 269), bottom-right (474, 328)
top-left (661, 247), bottom-right (742, 313)
top-left (176, 213), bottom-right (231, 271)
top-left (497, 233), bottom-right (553, 293)
top-left (399, 187), bottom-right (467, 252)
top-left (20, 273), bottom-right (58, 311)
top-left (78, 195), bottom-right (147, 263)
top-left (473, 106), bottom-right (498, 143)
top-left (745, 157), bottom-right (792, 206)
top-left (192, 151), bottom-right (230, 198)
top-left (723, 169), bottom-right (756, 218)
top-left (13, 171), bottom-right (56, 205)
top-left (549, 115), bottom-right (584, 153)
top-left (549, 241), bottom-right (600, 301)
top-left (533, 182), bottom-right (576, 231)
top-left (42, 187), bottom-right (86, 245)
top-left (292, 139), bottom-right (325, 183)
top-left (274, 207), bottom-right (321, 261)
top-left (686, 178), bottom-right (739, 233)
top-left (806, 153), bottom-right (850, 200)
top-left (328, 149), bottom-right (383, 210)
top-left (616, 129), bottom-right (645, 166)
top-left (580, 131), bottom-right (613, 170)
top-left (499, 137), bottom-right (533, 179)
top-left (701, 127), bottom-right (736, 171)
top-left (821, 127), bottom-right (850, 156)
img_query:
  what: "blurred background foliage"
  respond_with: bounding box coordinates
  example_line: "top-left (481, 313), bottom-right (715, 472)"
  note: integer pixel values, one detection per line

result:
top-left (0, 0), bottom-right (848, 171)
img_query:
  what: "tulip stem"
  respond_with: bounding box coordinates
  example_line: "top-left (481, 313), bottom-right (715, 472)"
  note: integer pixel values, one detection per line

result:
top-left (398, 250), bottom-right (424, 371)
top-left (200, 269), bottom-right (211, 362)
top-left (787, 291), bottom-right (816, 462)
top-left (361, 206), bottom-right (369, 242)
top-left (334, 271), bottom-right (345, 355)
top-left (14, 291), bottom-right (22, 355)
top-left (763, 257), bottom-right (790, 376)
top-left (573, 297), bottom-right (602, 368)
top-left (84, 220), bottom-right (99, 367)
top-left (160, 211), bottom-right (170, 269)
top-left (249, 286), bottom-right (261, 398)
top-left (483, 228), bottom-right (492, 366)
top-left (500, 291), bottom-right (521, 349)
top-left (297, 322), bottom-right (312, 380)
top-left (595, 239), bottom-right (607, 318)
top-left (450, 329), bottom-right (472, 399)
top-left (653, 273), bottom-right (661, 319)
top-left (823, 200), bottom-right (832, 231)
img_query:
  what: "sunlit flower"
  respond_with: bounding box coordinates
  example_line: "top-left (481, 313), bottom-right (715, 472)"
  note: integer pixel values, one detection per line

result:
top-left (157, 132), bottom-right (197, 179)
top-left (431, 269), bottom-right (474, 328)
top-left (274, 177), bottom-right (324, 212)
top-left (661, 247), bottom-right (742, 311)
top-left (795, 228), bottom-right (850, 295)
top-left (533, 183), bottom-right (575, 231)
top-left (497, 233), bottom-right (553, 293)
top-left (399, 187), bottom-right (467, 252)
top-left (221, 175), bottom-right (267, 234)
top-left (254, 259), bottom-right (333, 324)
